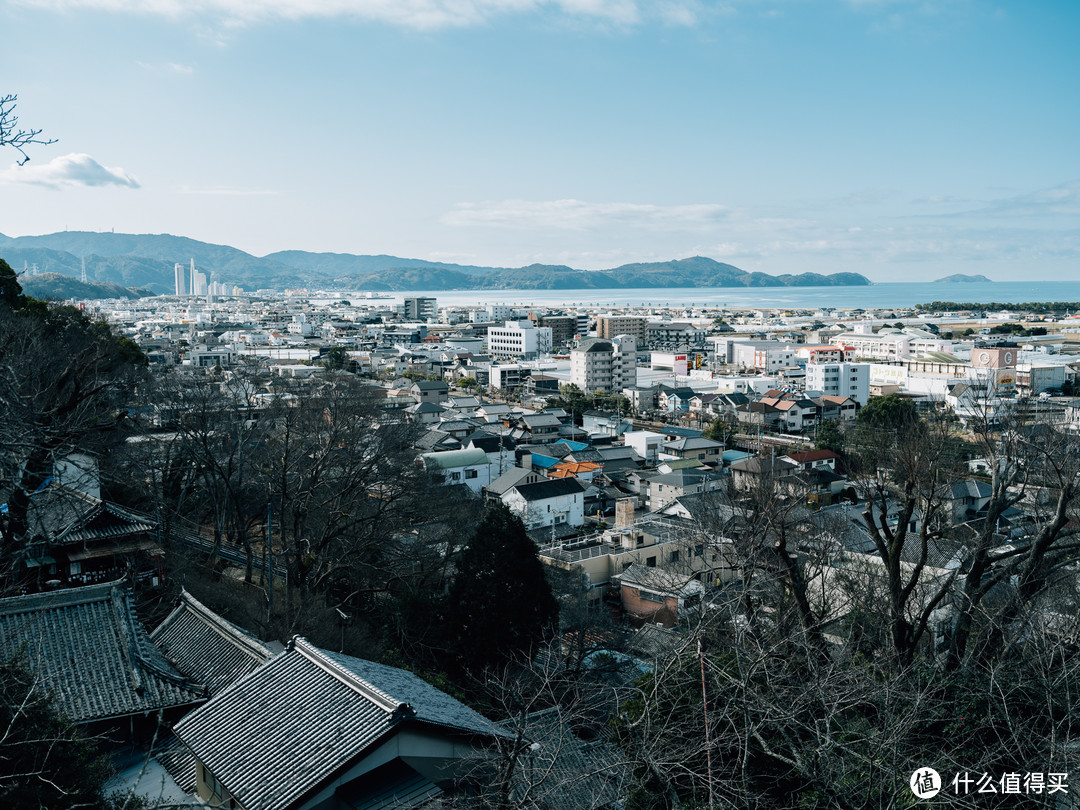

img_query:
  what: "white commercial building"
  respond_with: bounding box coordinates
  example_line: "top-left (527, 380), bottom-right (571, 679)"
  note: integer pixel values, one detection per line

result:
top-left (487, 320), bottom-right (553, 361)
top-left (571, 335), bottom-right (638, 394)
top-left (729, 341), bottom-right (798, 373)
top-left (651, 351), bottom-right (689, 376)
top-left (838, 332), bottom-right (910, 361)
top-left (805, 362), bottom-right (871, 405)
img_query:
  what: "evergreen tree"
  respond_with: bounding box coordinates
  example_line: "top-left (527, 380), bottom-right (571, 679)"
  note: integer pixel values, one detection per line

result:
top-left (0, 257), bottom-right (25, 310)
top-left (448, 504), bottom-right (558, 674)
top-left (814, 418), bottom-right (844, 454)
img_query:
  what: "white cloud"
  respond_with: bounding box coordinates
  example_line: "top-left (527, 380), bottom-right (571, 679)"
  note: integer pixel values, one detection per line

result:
top-left (10, 0), bottom-right (669, 28)
top-left (443, 198), bottom-right (734, 230)
top-left (2, 153), bottom-right (140, 189)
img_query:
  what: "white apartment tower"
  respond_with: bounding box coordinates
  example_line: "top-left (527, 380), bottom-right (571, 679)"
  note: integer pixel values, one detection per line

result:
top-left (806, 362), bottom-right (870, 405)
top-left (571, 335), bottom-right (638, 394)
top-left (174, 263), bottom-right (186, 297)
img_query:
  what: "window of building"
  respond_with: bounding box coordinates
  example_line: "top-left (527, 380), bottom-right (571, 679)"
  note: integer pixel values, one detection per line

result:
top-left (465, 469), bottom-right (478, 479)
top-left (646, 556), bottom-right (656, 567)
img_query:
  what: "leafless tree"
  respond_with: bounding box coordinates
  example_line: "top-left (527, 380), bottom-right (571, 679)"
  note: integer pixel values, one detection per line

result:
top-left (0, 94), bottom-right (56, 165)
top-left (0, 304), bottom-right (145, 582)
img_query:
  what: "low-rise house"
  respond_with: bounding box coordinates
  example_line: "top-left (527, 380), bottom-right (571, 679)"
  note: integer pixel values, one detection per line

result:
top-left (784, 450), bottom-right (840, 473)
top-left (814, 394), bottom-right (859, 421)
top-left (466, 429), bottom-right (517, 477)
top-left (728, 455), bottom-right (798, 491)
top-left (405, 401), bottom-right (446, 425)
top-left (616, 563), bottom-right (704, 628)
top-left (174, 636), bottom-right (508, 810)
top-left (945, 479), bottom-right (995, 526)
top-left (511, 413), bottom-right (563, 444)
top-left (483, 465), bottom-right (545, 505)
top-left (622, 430), bottom-right (666, 466)
top-left (549, 461), bottom-right (602, 483)
top-left (581, 411), bottom-right (634, 438)
top-left (658, 386), bottom-right (696, 413)
top-left (736, 401), bottom-right (784, 429)
top-left (410, 380), bottom-right (449, 404)
top-left (659, 436), bottom-right (724, 463)
top-left (501, 477), bottom-right (588, 530)
top-left (421, 447), bottom-right (492, 494)
top-left (647, 469), bottom-right (724, 511)
top-left (538, 518), bottom-right (734, 610)
top-left (415, 428), bottom-right (462, 453)
top-left (760, 396), bottom-right (819, 432)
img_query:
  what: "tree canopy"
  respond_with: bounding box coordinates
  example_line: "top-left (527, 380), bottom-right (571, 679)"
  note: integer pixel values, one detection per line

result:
top-left (856, 393), bottom-right (918, 432)
top-left (447, 504), bottom-right (558, 674)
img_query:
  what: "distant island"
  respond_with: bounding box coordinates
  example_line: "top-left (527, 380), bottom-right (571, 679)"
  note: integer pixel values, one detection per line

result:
top-left (0, 230), bottom-right (871, 296)
top-left (934, 274), bottom-right (993, 283)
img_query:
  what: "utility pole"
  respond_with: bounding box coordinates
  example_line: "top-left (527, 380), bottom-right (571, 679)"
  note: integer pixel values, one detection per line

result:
top-left (699, 634), bottom-right (716, 810)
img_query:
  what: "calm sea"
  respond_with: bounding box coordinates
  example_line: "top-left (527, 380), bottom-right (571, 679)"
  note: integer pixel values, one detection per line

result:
top-left (376, 281), bottom-right (1080, 311)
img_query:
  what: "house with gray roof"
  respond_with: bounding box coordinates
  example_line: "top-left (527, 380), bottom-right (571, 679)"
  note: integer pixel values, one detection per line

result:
top-left (501, 477), bottom-right (588, 531)
top-left (152, 589), bottom-right (276, 696)
top-left (646, 468), bottom-right (724, 511)
top-left (616, 564), bottom-right (704, 628)
top-left (174, 636), bottom-right (508, 810)
top-left (19, 482), bottom-right (163, 592)
top-left (0, 582), bottom-right (205, 726)
top-left (484, 465), bottom-right (545, 504)
top-left (409, 380), bottom-right (449, 404)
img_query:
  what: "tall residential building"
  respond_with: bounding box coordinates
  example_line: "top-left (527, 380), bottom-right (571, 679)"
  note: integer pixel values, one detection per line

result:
top-left (805, 362), bottom-right (870, 405)
top-left (174, 263), bottom-right (186, 297)
top-left (403, 297), bottom-right (437, 321)
top-left (596, 315), bottom-right (648, 344)
top-left (528, 312), bottom-right (577, 348)
top-left (486, 320), bottom-right (553, 360)
top-left (571, 335), bottom-right (637, 394)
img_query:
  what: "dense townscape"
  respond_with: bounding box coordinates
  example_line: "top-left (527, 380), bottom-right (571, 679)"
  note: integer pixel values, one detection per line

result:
top-left (3, 253), bottom-right (1080, 809)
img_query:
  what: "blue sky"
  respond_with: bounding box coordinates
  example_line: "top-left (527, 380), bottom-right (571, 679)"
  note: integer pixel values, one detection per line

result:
top-left (1, 0), bottom-right (1077, 281)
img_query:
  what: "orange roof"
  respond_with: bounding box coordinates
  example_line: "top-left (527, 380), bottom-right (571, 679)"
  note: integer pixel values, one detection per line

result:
top-left (553, 461), bottom-right (601, 474)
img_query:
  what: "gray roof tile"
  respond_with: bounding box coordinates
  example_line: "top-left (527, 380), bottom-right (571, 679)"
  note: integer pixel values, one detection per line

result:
top-left (0, 582), bottom-right (205, 723)
top-left (151, 590), bottom-right (274, 696)
top-left (174, 637), bottom-right (506, 810)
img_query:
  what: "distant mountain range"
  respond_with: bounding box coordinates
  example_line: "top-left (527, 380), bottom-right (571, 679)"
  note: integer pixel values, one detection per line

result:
top-left (0, 231), bottom-right (871, 297)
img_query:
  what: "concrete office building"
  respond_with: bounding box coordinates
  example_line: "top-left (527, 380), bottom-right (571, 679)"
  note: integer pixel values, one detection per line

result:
top-left (487, 320), bottom-right (553, 360)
